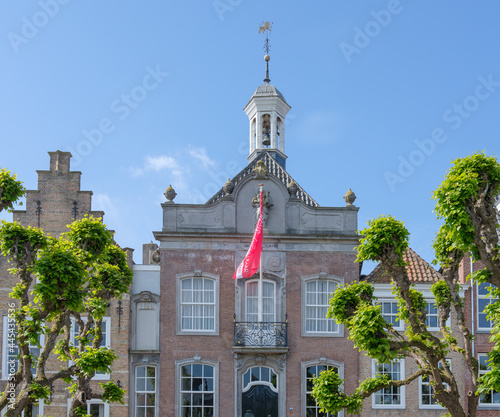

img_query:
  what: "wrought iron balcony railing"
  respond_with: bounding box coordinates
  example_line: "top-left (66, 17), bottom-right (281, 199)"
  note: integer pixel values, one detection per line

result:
top-left (234, 315), bottom-right (288, 348)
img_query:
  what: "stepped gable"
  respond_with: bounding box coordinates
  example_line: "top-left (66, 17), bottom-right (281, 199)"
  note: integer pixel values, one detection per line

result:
top-left (365, 247), bottom-right (442, 283)
top-left (205, 150), bottom-right (319, 207)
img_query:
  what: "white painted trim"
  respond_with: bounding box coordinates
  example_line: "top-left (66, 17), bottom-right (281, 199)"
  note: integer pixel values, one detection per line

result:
top-left (371, 359), bottom-right (406, 409)
top-left (301, 274), bottom-right (344, 337)
top-left (69, 316), bottom-right (111, 380)
top-left (66, 398), bottom-right (109, 417)
top-left (301, 359), bottom-right (344, 417)
top-left (176, 272), bottom-right (220, 335)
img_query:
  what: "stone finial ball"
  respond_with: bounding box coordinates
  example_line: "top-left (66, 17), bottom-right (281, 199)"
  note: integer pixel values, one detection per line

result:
top-left (264, 54), bottom-right (270, 61)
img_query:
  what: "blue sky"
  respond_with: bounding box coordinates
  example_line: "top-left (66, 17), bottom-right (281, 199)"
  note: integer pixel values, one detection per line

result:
top-left (1, 1), bottom-right (499, 272)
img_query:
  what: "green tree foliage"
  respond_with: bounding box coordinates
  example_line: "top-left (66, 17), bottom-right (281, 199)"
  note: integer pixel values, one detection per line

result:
top-left (0, 216), bottom-right (133, 417)
top-left (0, 169), bottom-right (24, 213)
top-left (312, 153), bottom-right (500, 417)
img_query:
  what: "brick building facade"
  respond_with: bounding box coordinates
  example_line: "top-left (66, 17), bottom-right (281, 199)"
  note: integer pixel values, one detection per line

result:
top-left (0, 151), bottom-right (131, 417)
top-left (1, 67), bottom-right (499, 417)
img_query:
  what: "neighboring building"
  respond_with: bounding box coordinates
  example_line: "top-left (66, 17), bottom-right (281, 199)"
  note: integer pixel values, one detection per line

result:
top-left (0, 151), bottom-right (132, 417)
top-left (462, 255), bottom-right (500, 416)
top-left (362, 248), bottom-right (468, 416)
top-left (130, 61), bottom-right (361, 417)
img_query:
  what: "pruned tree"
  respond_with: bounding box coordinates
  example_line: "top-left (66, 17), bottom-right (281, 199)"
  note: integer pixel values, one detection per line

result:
top-left (0, 215), bottom-right (133, 417)
top-left (0, 169), bottom-right (24, 213)
top-left (312, 152), bottom-right (500, 417)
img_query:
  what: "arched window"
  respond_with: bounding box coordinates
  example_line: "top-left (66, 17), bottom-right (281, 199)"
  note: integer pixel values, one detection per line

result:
top-left (242, 366), bottom-right (278, 392)
top-left (176, 358), bottom-right (218, 417)
top-left (177, 272), bottom-right (219, 334)
top-left (302, 274), bottom-right (343, 336)
top-left (302, 359), bottom-right (344, 417)
top-left (245, 279), bottom-right (275, 322)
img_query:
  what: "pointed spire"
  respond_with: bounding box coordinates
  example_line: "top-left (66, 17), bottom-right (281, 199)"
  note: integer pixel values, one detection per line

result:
top-left (264, 54), bottom-right (271, 84)
top-left (259, 21), bottom-right (273, 84)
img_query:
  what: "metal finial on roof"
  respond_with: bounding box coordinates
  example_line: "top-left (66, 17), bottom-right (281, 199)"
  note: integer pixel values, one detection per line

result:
top-left (259, 21), bottom-right (273, 84)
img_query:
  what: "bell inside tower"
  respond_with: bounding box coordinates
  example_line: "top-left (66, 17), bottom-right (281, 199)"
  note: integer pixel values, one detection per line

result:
top-left (262, 114), bottom-right (271, 146)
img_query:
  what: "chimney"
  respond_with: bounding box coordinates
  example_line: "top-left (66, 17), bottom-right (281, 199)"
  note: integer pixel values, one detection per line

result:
top-left (49, 150), bottom-right (72, 174)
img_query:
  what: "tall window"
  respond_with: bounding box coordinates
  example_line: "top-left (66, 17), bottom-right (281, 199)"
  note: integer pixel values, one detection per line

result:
top-left (372, 360), bottom-right (405, 408)
top-left (180, 363), bottom-right (215, 417)
top-left (245, 280), bottom-right (275, 322)
top-left (2, 317), bottom-right (43, 380)
top-left (377, 301), bottom-right (403, 330)
top-left (66, 399), bottom-right (108, 417)
top-left (70, 317), bottom-right (110, 380)
top-left (478, 354), bottom-right (500, 406)
top-left (420, 360), bottom-right (450, 408)
top-left (305, 280), bottom-right (338, 334)
top-left (180, 278), bottom-right (216, 331)
top-left (136, 366), bottom-right (156, 417)
top-left (305, 365), bottom-right (337, 417)
top-left (425, 301), bottom-right (439, 330)
top-left (478, 283), bottom-right (498, 331)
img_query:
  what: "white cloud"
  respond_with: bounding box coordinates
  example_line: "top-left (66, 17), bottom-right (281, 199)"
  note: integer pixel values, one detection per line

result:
top-left (188, 146), bottom-right (216, 170)
top-left (144, 155), bottom-right (179, 172)
top-left (129, 154), bottom-right (180, 178)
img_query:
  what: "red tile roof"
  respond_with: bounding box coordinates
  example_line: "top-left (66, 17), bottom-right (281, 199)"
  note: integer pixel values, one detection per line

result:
top-left (365, 248), bottom-right (442, 284)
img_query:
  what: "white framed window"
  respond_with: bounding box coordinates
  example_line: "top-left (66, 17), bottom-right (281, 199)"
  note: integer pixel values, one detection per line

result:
top-left (305, 365), bottom-right (337, 417)
top-left (478, 353), bottom-right (500, 406)
top-left (1, 401), bottom-right (44, 416)
top-left (135, 365), bottom-right (156, 417)
top-left (301, 359), bottom-right (344, 417)
top-left (419, 360), bottom-right (450, 409)
top-left (377, 300), bottom-right (404, 331)
top-left (245, 279), bottom-right (276, 322)
top-left (176, 273), bottom-right (219, 335)
top-left (70, 317), bottom-right (111, 380)
top-left (305, 280), bottom-right (338, 334)
top-left (301, 274), bottom-right (344, 337)
top-left (372, 359), bottom-right (405, 409)
top-left (424, 300), bottom-right (450, 331)
top-left (66, 399), bottom-right (109, 417)
top-left (478, 283), bottom-right (497, 331)
top-left (425, 301), bottom-right (439, 330)
top-left (177, 360), bottom-right (218, 417)
top-left (2, 317), bottom-right (45, 380)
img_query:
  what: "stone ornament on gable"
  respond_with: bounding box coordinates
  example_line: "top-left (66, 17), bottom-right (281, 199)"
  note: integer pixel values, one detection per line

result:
top-left (252, 160), bottom-right (268, 178)
top-left (252, 189), bottom-right (273, 223)
top-left (343, 188), bottom-right (356, 206)
top-left (165, 184), bottom-right (177, 203)
top-left (223, 178), bottom-right (235, 196)
top-left (287, 180), bottom-right (298, 199)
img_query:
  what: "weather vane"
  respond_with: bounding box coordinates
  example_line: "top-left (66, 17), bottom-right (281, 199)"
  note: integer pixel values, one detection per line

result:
top-left (259, 21), bottom-right (273, 54)
top-left (259, 21), bottom-right (273, 84)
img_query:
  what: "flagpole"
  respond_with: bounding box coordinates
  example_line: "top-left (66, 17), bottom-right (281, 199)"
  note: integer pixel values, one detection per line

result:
top-left (258, 184), bottom-right (263, 324)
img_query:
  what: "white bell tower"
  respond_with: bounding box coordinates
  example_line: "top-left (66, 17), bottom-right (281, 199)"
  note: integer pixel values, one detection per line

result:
top-left (243, 38), bottom-right (291, 169)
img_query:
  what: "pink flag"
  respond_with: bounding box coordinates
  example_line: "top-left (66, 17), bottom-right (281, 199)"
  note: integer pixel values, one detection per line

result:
top-left (233, 188), bottom-right (264, 279)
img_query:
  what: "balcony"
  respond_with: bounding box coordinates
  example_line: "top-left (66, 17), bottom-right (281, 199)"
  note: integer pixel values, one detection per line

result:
top-left (233, 315), bottom-right (288, 353)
